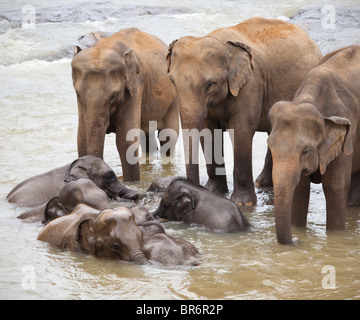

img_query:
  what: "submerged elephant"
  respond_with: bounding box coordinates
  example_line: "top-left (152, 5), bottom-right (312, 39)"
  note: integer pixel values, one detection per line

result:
top-left (153, 180), bottom-right (250, 233)
top-left (38, 205), bottom-right (150, 265)
top-left (267, 45), bottom-right (360, 244)
top-left (166, 17), bottom-right (322, 206)
top-left (17, 178), bottom-right (112, 223)
top-left (131, 206), bottom-right (200, 266)
top-left (72, 27), bottom-right (179, 182)
top-left (7, 155), bottom-right (139, 208)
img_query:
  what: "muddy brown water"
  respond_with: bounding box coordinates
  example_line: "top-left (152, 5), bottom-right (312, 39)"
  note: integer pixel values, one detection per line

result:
top-left (0, 0), bottom-right (359, 300)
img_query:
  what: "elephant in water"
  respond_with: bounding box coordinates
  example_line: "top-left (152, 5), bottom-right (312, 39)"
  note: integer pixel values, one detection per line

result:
top-left (153, 180), bottom-right (250, 233)
top-left (38, 205), bottom-right (150, 265)
top-left (37, 204), bottom-right (200, 266)
top-left (17, 178), bottom-right (112, 224)
top-left (7, 155), bottom-right (139, 207)
top-left (72, 27), bottom-right (179, 182)
top-left (130, 206), bottom-right (200, 266)
top-left (166, 17), bottom-right (322, 206)
top-left (267, 45), bottom-right (360, 244)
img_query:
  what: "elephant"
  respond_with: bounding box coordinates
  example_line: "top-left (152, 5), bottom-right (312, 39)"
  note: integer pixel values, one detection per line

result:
top-left (7, 155), bottom-right (139, 208)
top-left (37, 204), bottom-right (150, 265)
top-left (267, 45), bottom-right (360, 244)
top-left (72, 27), bottom-right (179, 182)
top-left (147, 176), bottom-right (186, 192)
top-left (153, 180), bottom-right (250, 233)
top-left (17, 178), bottom-right (112, 224)
top-left (166, 17), bottom-right (322, 206)
top-left (130, 205), bottom-right (200, 266)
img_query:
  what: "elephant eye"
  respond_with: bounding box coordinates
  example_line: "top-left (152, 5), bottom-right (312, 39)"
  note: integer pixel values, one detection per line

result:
top-left (111, 243), bottom-right (124, 256)
top-left (105, 171), bottom-right (117, 182)
top-left (302, 147), bottom-right (313, 158)
top-left (109, 91), bottom-right (119, 104)
top-left (205, 81), bottom-right (216, 94)
top-left (162, 202), bottom-right (167, 210)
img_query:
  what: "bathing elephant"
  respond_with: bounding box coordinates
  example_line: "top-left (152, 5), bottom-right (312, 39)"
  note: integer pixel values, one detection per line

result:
top-left (17, 178), bottom-right (112, 223)
top-left (130, 206), bottom-right (200, 266)
top-left (37, 204), bottom-right (150, 265)
top-left (7, 155), bottom-right (139, 207)
top-left (72, 27), bottom-right (179, 182)
top-left (166, 17), bottom-right (322, 206)
top-left (153, 180), bottom-right (250, 233)
top-left (267, 45), bottom-right (360, 244)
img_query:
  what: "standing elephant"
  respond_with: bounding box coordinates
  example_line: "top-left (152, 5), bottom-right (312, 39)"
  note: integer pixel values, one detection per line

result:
top-left (267, 45), bottom-right (360, 244)
top-left (131, 206), bottom-right (200, 266)
top-left (7, 155), bottom-right (138, 207)
top-left (166, 17), bottom-right (322, 206)
top-left (37, 205), bottom-right (150, 265)
top-left (72, 28), bottom-right (179, 182)
top-left (153, 180), bottom-right (250, 233)
top-left (17, 178), bottom-right (112, 223)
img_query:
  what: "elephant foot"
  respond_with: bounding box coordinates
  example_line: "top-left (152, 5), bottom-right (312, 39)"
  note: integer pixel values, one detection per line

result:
top-left (204, 177), bottom-right (229, 194)
top-left (255, 171), bottom-right (273, 188)
top-left (115, 186), bottom-right (140, 201)
top-left (231, 188), bottom-right (257, 207)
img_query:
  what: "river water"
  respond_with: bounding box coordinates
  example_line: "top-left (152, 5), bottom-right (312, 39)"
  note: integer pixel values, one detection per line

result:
top-left (1, 0), bottom-right (360, 300)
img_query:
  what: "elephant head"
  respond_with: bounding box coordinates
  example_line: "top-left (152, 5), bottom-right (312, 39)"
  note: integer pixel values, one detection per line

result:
top-left (153, 180), bottom-right (195, 222)
top-left (71, 44), bottom-right (143, 181)
top-left (166, 36), bottom-right (254, 184)
top-left (42, 178), bottom-right (112, 224)
top-left (64, 155), bottom-right (139, 200)
top-left (77, 207), bottom-right (150, 264)
top-left (268, 102), bottom-right (353, 244)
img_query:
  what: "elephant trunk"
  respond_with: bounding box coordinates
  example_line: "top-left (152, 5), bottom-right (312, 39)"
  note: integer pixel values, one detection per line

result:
top-left (180, 100), bottom-right (208, 185)
top-left (78, 102), bottom-right (109, 159)
top-left (272, 160), bottom-right (301, 245)
top-left (130, 250), bottom-right (151, 265)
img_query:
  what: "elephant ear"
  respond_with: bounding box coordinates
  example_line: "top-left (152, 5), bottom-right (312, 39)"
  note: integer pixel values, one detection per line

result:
top-left (166, 39), bottom-right (178, 73)
top-left (42, 196), bottom-right (68, 224)
top-left (124, 48), bottom-right (141, 97)
top-left (64, 159), bottom-right (90, 182)
top-left (318, 116), bottom-right (353, 175)
top-left (226, 41), bottom-right (255, 97)
top-left (76, 218), bottom-right (95, 255)
top-left (73, 46), bottom-right (82, 56)
top-left (174, 187), bottom-right (195, 220)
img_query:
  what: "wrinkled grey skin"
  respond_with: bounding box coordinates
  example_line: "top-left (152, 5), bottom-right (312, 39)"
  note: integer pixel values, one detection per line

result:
top-left (17, 178), bottom-right (112, 224)
top-left (38, 205), bottom-right (150, 265)
top-left (153, 180), bottom-right (250, 233)
top-left (7, 155), bottom-right (139, 207)
top-left (131, 206), bottom-right (200, 266)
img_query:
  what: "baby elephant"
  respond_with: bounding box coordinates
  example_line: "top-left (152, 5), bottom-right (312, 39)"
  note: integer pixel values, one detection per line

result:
top-left (17, 178), bottom-right (112, 224)
top-left (38, 204), bottom-right (150, 265)
top-left (130, 206), bottom-right (200, 266)
top-left (153, 180), bottom-right (250, 233)
top-left (7, 155), bottom-right (139, 208)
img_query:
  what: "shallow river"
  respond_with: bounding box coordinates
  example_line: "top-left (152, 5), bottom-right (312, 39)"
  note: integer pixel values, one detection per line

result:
top-left (0, 0), bottom-right (359, 300)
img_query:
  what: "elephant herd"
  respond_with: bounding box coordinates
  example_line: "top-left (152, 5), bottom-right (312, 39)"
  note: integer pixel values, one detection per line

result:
top-left (6, 17), bottom-right (360, 266)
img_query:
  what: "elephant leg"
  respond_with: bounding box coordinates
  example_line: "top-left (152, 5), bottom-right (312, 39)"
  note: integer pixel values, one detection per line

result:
top-left (322, 156), bottom-right (352, 230)
top-left (116, 130), bottom-right (140, 182)
top-left (77, 110), bottom-right (87, 157)
top-left (202, 118), bottom-right (228, 194)
top-left (347, 170), bottom-right (360, 206)
top-left (255, 143), bottom-right (273, 187)
top-left (159, 98), bottom-right (180, 157)
top-left (115, 100), bottom-right (142, 182)
top-left (291, 175), bottom-right (310, 227)
top-left (229, 117), bottom-right (257, 206)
